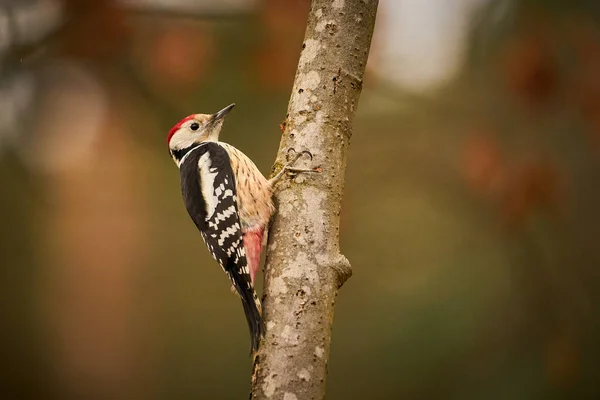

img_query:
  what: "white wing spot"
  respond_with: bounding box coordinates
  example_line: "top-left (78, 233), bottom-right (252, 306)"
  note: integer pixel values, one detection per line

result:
top-left (217, 223), bottom-right (241, 246)
top-left (212, 206), bottom-right (236, 226)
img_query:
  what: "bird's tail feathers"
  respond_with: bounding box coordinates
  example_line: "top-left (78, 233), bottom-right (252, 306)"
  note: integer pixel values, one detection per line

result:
top-left (230, 268), bottom-right (264, 355)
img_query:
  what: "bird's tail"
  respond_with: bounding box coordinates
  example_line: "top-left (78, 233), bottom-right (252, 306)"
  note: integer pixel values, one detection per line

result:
top-left (230, 268), bottom-right (264, 354)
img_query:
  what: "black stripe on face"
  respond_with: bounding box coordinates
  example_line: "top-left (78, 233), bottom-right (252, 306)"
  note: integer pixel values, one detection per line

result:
top-left (172, 144), bottom-right (200, 164)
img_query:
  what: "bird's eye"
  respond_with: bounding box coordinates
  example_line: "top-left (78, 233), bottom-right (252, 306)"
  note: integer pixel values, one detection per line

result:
top-left (190, 122), bottom-right (200, 131)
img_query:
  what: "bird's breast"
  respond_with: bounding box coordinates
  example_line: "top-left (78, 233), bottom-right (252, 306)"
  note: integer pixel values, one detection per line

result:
top-left (220, 143), bottom-right (275, 230)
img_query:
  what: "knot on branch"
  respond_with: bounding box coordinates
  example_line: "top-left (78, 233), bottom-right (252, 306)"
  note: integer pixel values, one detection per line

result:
top-left (329, 253), bottom-right (352, 288)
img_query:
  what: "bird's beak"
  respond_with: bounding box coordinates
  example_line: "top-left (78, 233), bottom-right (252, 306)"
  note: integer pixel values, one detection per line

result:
top-left (213, 103), bottom-right (235, 121)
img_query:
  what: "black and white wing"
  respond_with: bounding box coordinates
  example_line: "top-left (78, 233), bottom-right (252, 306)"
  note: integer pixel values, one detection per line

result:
top-left (179, 142), bottom-right (263, 352)
top-left (180, 142), bottom-right (248, 280)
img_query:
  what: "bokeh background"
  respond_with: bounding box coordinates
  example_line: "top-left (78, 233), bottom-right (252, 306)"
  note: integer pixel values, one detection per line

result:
top-left (1, 0), bottom-right (599, 398)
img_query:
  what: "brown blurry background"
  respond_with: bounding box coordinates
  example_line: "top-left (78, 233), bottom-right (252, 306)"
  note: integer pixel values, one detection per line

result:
top-left (0, 0), bottom-right (599, 398)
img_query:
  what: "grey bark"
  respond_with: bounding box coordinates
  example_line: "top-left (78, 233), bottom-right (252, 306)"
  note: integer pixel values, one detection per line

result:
top-left (250, 1), bottom-right (378, 399)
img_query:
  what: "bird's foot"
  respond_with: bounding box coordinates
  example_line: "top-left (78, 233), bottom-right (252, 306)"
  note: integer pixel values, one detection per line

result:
top-left (269, 148), bottom-right (320, 185)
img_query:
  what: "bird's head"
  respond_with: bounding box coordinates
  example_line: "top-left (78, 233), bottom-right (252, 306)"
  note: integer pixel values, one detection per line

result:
top-left (168, 103), bottom-right (235, 164)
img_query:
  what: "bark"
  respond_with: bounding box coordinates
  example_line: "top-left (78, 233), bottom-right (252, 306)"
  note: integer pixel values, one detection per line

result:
top-left (250, 1), bottom-right (378, 399)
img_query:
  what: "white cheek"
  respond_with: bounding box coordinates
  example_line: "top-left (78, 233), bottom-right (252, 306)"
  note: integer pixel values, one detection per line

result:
top-left (170, 130), bottom-right (197, 150)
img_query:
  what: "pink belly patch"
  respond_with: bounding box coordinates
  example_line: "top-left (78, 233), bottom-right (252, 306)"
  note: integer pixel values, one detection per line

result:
top-left (243, 227), bottom-right (264, 286)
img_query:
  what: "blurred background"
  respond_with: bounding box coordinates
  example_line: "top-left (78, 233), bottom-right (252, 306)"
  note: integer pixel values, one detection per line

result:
top-left (0, 0), bottom-right (599, 398)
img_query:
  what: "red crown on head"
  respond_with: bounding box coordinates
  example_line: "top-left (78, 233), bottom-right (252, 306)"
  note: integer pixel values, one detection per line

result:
top-left (168, 115), bottom-right (196, 144)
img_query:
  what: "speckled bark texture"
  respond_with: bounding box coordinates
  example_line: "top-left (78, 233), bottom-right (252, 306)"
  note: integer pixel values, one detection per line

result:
top-left (250, 1), bottom-right (378, 399)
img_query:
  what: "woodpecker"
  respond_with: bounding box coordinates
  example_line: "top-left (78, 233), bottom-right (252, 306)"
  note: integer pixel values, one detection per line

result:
top-left (167, 103), bottom-right (314, 353)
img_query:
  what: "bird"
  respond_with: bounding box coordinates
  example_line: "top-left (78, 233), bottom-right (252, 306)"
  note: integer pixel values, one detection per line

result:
top-left (167, 103), bottom-right (315, 353)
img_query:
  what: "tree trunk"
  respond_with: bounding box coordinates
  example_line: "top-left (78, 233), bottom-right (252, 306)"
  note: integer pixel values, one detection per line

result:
top-left (250, 1), bottom-right (378, 399)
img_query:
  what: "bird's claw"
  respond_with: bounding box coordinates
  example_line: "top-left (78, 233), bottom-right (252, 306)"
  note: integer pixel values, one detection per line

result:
top-left (286, 148), bottom-right (313, 162)
top-left (299, 150), bottom-right (313, 161)
top-left (269, 148), bottom-right (319, 186)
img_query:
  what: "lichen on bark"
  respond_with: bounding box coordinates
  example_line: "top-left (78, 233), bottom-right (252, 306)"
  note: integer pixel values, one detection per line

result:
top-left (250, 1), bottom-right (379, 399)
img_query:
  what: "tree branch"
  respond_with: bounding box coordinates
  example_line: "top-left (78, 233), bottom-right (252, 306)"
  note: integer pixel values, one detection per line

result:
top-left (251, 1), bottom-right (378, 399)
